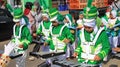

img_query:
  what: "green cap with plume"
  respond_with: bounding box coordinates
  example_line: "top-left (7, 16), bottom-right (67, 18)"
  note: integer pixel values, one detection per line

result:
top-left (83, 0), bottom-right (97, 19)
top-left (13, 8), bottom-right (23, 22)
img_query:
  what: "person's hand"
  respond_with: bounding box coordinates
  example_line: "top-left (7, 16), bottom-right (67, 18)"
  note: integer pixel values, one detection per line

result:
top-left (77, 26), bottom-right (83, 30)
top-left (19, 44), bottom-right (23, 48)
top-left (112, 47), bottom-right (120, 52)
top-left (44, 42), bottom-right (48, 46)
top-left (73, 52), bottom-right (78, 58)
top-left (70, 30), bottom-right (75, 34)
top-left (63, 39), bottom-right (70, 44)
top-left (94, 55), bottom-right (101, 61)
top-left (100, 23), bottom-right (104, 27)
top-left (32, 33), bottom-right (37, 38)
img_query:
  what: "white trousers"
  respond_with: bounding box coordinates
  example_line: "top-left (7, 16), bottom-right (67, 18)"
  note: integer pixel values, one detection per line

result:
top-left (10, 50), bottom-right (27, 67)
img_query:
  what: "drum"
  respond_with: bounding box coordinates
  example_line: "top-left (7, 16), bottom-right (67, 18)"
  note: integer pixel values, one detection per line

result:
top-left (53, 58), bottom-right (100, 67)
top-left (53, 58), bottom-right (81, 67)
top-left (32, 34), bottom-right (45, 44)
top-left (113, 53), bottom-right (120, 59)
top-left (29, 51), bottom-right (65, 58)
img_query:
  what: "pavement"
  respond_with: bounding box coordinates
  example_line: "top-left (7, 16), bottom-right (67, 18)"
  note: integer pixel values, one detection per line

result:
top-left (0, 40), bottom-right (120, 67)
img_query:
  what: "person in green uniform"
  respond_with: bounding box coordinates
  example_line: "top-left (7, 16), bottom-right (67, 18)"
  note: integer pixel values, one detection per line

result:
top-left (43, 8), bottom-right (74, 66)
top-left (13, 8), bottom-right (32, 67)
top-left (73, 0), bottom-right (110, 67)
top-left (64, 14), bottom-right (76, 59)
top-left (76, 11), bottom-right (84, 29)
top-left (107, 9), bottom-right (120, 54)
top-left (29, 12), bottom-right (52, 61)
top-left (101, 6), bottom-right (112, 29)
top-left (2, 8), bottom-right (32, 67)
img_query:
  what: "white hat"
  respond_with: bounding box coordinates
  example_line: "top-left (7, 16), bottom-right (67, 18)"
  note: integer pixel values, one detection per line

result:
top-left (42, 13), bottom-right (49, 19)
top-left (13, 18), bottom-right (21, 22)
top-left (83, 19), bottom-right (96, 27)
top-left (111, 10), bottom-right (117, 18)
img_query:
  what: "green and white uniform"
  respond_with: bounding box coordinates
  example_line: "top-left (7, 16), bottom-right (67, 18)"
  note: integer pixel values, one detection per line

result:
top-left (36, 21), bottom-right (52, 39)
top-left (11, 24), bottom-right (32, 67)
top-left (12, 25), bottom-right (32, 52)
top-left (47, 24), bottom-right (74, 52)
top-left (75, 27), bottom-right (110, 65)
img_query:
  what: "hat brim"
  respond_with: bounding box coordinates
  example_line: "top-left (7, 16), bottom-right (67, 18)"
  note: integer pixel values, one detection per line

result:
top-left (13, 18), bottom-right (20, 22)
top-left (83, 18), bottom-right (95, 23)
top-left (50, 16), bottom-right (57, 21)
top-left (42, 13), bottom-right (49, 18)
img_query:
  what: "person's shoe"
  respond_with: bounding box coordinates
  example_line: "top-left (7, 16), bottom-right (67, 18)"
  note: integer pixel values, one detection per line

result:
top-left (66, 57), bottom-right (71, 61)
top-left (29, 56), bottom-right (36, 61)
top-left (40, 57), bottom-right (46, 61)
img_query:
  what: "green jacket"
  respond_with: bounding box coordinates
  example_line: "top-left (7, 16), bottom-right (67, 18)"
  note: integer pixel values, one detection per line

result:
top-left (46, 24), bottom-right (74, 51)
top-left (75, 28), bottom-right (110, 65)
top-left (12, 25), bottom-right (32, 50)
top-left (36, 21), bottom-right (52, 36)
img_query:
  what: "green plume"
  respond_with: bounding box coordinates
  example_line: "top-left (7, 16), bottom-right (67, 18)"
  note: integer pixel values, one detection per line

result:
top-left (39, 0), bottom-right (52, 11)
top-left (6, 4), bottom-right (13, 12)
top-left (87, 0), bottom-right (93, 8)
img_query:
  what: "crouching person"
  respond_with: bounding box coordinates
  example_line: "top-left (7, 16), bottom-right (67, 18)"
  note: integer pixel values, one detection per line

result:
top-left (43, 8), bottom-right (74, 66)
top-left (0, 8), bottom-right (32, 67)
top-left (29, 12), bottom-right (52, 61)
top-left (73, 0), bottom-right (110, 67)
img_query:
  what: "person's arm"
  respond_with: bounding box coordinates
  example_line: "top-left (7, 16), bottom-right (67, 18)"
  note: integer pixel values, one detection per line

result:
top-left (36, 23), bottom-right (42, 35)
top-left (61, 26), bottom-right (74, 44)
top-left (112, 47), bottom-right (120, 52)
top-left (97, 31), bottom-right (110, 60)
top-left (22, 26), bottom-right (32, 50)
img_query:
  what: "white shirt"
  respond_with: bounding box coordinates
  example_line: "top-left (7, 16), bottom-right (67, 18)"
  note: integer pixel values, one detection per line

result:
top-left (76, 19), bottom-right (83, 25)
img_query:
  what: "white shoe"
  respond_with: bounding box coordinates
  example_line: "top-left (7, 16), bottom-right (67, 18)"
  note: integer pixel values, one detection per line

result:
top-left (40, 57), bottom-right (46, 61)
top-left (29, 56), bottom-right (35, 61)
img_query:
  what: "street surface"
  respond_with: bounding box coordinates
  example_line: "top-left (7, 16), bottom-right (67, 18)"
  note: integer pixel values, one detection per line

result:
top-left (0, 40), bottom-right (120, 67)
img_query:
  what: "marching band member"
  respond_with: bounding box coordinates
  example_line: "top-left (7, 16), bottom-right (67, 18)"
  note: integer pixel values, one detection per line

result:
top-left (73, 0), bottom-right (110, 67)
top-left (0, 8), bottom-right (32, 67)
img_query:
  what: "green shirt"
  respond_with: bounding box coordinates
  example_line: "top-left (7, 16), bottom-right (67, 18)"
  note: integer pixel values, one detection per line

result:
top-left (46, 24), bottom-right (74, 50)
top-left (36, 21), bottom-right (51, 35)
top-left (75, 29), bottom-right (110, 64)
top-left (12, 25), bottom-right (32, 50)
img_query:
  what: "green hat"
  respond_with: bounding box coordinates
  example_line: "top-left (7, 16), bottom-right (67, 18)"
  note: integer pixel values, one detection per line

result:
top-left (65, 14), bottom-right (73, 26)
top-left (48, 8), bottom-right (64, 24)
top-left (48, 8), bottom-right (59, 21)
top-left (13, 8), bottom-right (23, 22)
top-left (82, 0), bottom-right (97, 27)
top-left (83, 0), bottom-right (97, 19)
top-left (56, 14), bottom-right (64, 24)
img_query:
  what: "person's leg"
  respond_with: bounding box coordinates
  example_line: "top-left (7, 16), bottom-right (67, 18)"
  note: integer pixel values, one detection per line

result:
top-left (70, 42), bottom-right (75, 58)
top-left (66, 44), bottom-right (70, 60)
top-left (29, 43), bottom-right (41, 61)
top-left (32, 43), bottom-right (41, 52)
top-left (16, 51), bottom-right (27, 67)
top-left (118, 31), bottom-right (120, 47)
top-left (113, 36), bottom-right (118, 48)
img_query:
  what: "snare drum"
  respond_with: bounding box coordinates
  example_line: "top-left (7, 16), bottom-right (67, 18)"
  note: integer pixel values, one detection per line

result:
top-left (29, 51), bottom-right (65, 58)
